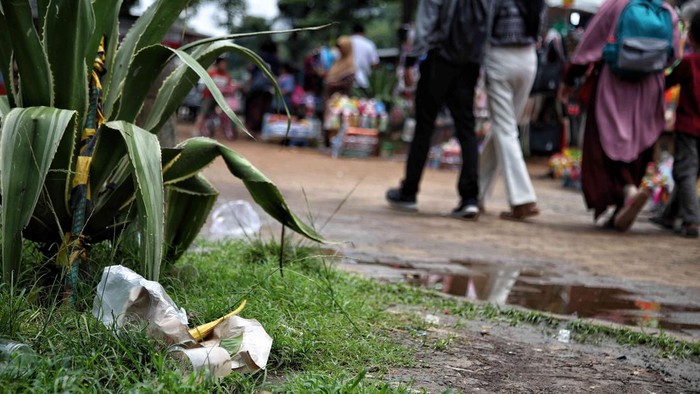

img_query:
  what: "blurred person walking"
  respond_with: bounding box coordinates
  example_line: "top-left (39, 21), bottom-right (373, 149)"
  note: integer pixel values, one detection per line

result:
top-left (386, 0), bottom-right (495, 218)
top-left (245, 40), bottom-right (280, 132)
top-left (478, 0), bottom-right (546, 221)
top-left (194, 57), bottom-right (233, 136)
top-left (324, 37), bottom-right (356, 97)
top-left (652, 11), bottom-right (700, 238)
top-left (560, 0), bottom-right (679, 231)
top-left (350, 24), bottom-right (380, 91)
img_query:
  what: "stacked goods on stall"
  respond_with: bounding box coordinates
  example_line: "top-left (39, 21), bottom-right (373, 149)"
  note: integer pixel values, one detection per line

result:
top-left (642, 155), bottom-right (674, 212)
top-left (325, 94), bottom-right (389, 158)
top-left (261, 114), bottom-right (322, 144)
top-left (549, 148), bottom-right (582, 190)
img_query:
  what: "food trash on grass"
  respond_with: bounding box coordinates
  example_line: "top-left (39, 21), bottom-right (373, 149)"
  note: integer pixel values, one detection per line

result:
top-left (93, 265), bottom-right (272, 378)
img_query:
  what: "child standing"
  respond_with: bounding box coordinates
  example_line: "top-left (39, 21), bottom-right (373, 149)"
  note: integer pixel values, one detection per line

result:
top-left (661, 12), bottom-right (700, 238)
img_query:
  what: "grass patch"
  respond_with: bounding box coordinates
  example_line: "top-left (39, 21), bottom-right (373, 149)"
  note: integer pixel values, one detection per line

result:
top-left (0, 240), bottom-right (414, 393)
top-left (1, 239), bottom-right (698, 392)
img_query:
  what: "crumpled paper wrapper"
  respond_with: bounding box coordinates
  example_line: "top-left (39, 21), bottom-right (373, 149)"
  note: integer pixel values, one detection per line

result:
top-left (92, 265), bottom-right (272, 377)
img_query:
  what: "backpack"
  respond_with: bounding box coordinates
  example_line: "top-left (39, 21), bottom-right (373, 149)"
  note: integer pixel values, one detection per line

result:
top-left (437, 0), bottom-right (491, 65)
top-left (602, 0), bottom-right (674, 79)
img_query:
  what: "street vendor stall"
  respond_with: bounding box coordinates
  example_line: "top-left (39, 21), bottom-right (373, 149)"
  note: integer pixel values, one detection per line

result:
top-left (546, 0), bottom-right (604, 13)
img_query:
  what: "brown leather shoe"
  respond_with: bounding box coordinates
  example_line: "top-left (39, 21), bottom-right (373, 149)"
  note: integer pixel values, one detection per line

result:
top-left (500, 202), bottom-right (540, 221)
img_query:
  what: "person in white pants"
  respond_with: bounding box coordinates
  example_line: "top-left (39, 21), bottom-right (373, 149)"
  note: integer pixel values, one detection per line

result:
top-left (479, 0), bottom-right (545, 220)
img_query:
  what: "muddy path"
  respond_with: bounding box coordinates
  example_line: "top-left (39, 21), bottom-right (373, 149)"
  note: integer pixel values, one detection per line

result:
top-left (196, 137), bottom-right (699, 287)
top-left (185, 131), bottom-right (700, 391)
top-left (384, 306), bottom-right (699, 393)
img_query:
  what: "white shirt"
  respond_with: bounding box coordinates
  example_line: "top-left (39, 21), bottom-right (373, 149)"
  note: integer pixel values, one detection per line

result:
top-left (351, 34), bottom-right (379, 89)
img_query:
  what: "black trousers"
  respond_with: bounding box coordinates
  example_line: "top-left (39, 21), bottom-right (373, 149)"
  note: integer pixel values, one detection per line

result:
top-left (401, 52), bottom-right (481, 204)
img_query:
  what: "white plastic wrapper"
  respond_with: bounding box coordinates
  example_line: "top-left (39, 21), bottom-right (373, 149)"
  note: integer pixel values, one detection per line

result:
top-left (92, 265), bottom-right (191, 344)
top-left (92, 265), bottom-right (272, 377)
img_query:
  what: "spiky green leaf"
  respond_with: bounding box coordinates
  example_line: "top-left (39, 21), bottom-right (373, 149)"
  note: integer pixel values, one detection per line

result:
top-left (87, 0), bottom-right (122, 69)
top-left (0, 96), bottom-right (9, 118)
top-left (103, 121), bottom-right (164, 280)
top-left (0, 0), bottom-right (53, 107)
top-left (115, 44), bottom-right (173, 123)
top-left (164, 137), bottom-right (324, 243)
top-left (43, 0), bottom-right (94, 114)
top-left (1, 107), bottom-right (75, 283)
top-left (0, 10), bottom-right (15, 107)
top-left (164, 175), bottom-right (218, 262)
top-left (103, 0), bottom-right (189, 118)
top-left (143, 41), bottom-right (287, 137)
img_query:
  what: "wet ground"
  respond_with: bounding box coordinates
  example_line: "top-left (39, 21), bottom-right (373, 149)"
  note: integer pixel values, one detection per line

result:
top-left (192, 134), bottom-right (699, 331)
top-left (185, 129), bottom-right (700, 391)
top-left (341, 259), bottom-right (700, 339)
top-left (382, 306), bottom-right (700, 393)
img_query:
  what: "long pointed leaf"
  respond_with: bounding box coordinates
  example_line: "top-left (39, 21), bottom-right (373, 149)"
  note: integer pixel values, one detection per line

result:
top-left (164, 138), bottom-right (324, 243)
top-left (86, 147), bottom-right (181, 244)
top-left (143, 42), bottom-right (288, 137)
top-left (0, 96), bottom-right (9, 118)
top-left (115, 45), bottom-right (173, 123)
top-left (37, 0), bottom-right (49, 38)
top-left (102, 0), bottom-right (189, 118)
top-left (103, 121), bottom-right (164, 280)
top-left (0, 10), bottom-right (15, 107)
top-left (166, 47), bottom-right (253, 137)
top-left (0, 0), bottom-right (53, 107)
top-left (1, 107), bottom-right (75, 283)
top-left (179, 24), bottom-right (333, 51)
top-left (43, 0), bottom-right (94, 114)
top-left (142, 41), bottom-right (230, 133)
top-left (164, 175), bottom-right (218, 262)
top-left (87, 0), bottom-right (122, 69)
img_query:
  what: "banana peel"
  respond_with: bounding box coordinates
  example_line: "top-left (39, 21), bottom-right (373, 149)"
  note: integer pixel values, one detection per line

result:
top-left (188, 300), bottom-right (247, 342)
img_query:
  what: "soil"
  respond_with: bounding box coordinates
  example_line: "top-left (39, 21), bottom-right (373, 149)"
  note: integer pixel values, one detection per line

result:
top-left (192, 133), bottom-right (699, 293)
top-left (382, 306), bottom-right (700, 393)
top-left (177, 126), bottom-right (700, 392)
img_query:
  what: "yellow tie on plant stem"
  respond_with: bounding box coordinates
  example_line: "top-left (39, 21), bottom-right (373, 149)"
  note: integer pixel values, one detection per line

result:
top-left (189, 300), bottom-right (247, 342)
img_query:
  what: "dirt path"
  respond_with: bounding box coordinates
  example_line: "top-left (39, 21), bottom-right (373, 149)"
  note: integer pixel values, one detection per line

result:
top-left (384, 306), bottom-right (699, 393)
top-left (196, 136), bottom-right (699, 290)
top-left (185, 130), bottom-right (700, 391)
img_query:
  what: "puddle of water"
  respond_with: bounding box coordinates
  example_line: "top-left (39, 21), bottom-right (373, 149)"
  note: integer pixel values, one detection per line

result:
top-left (400, 262), bottom-right (700, 338)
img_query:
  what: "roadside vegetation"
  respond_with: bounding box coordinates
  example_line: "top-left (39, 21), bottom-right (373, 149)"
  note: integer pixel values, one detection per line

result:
top-left (1, 240), bottom-right (698, 392)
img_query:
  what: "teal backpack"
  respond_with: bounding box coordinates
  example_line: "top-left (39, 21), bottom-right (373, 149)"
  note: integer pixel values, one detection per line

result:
top-left (602, 0), bottom-right (674, 80)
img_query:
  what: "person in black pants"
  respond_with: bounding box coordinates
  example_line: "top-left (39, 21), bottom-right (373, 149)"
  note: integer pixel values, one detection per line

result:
top-left (386, 0), bottom-right (494, 220)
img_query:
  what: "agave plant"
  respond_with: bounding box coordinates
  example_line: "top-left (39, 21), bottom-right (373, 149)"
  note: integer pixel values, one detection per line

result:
top-left (0, 0), bottom-right (323, 291)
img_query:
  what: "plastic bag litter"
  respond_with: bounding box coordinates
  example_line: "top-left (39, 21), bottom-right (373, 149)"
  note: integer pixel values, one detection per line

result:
top-left (209, 200), bottom-right (262, 240)
top-left (93, 265), bottom-right (272, 377)
top-left (92, 265), bottom-right (191, 344)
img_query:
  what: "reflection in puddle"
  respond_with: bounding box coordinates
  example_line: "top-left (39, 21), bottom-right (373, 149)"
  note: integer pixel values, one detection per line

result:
top-left (403, 263), bottom-right (700, 338)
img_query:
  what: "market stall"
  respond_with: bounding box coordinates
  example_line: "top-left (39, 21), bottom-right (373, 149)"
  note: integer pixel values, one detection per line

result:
top-left (546, 0), bottom-right (604, 13)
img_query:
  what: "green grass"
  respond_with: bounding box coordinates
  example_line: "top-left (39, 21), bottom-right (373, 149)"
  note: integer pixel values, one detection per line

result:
top-left (1, 239), bottom-right (698, 392)
top-left (0, 240), bottom-right (415, 393)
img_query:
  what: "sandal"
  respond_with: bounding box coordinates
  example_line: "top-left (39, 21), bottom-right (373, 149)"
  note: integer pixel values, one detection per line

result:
top-left (613, 190), bottom-right (649, 232)
top-left (500, 202), bottom-right (540, 221)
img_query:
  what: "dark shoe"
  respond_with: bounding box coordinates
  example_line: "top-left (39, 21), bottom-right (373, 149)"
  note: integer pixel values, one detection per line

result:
top-left (500, 202), bottom-right (540, 221)
top-left (613, 190), bottom-right (649, 232)
top-left (386, 188), bottom-right (417, 212)
top-left (451, 202), bottom-right (480, 221)
top-left (679, 223), bottom-right (699, 238)
top-left (649, 216), bottom-right (674, 231)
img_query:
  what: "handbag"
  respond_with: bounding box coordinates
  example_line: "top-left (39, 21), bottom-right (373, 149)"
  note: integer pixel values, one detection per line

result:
top-left (530, 41), bottom-right (565, 95)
